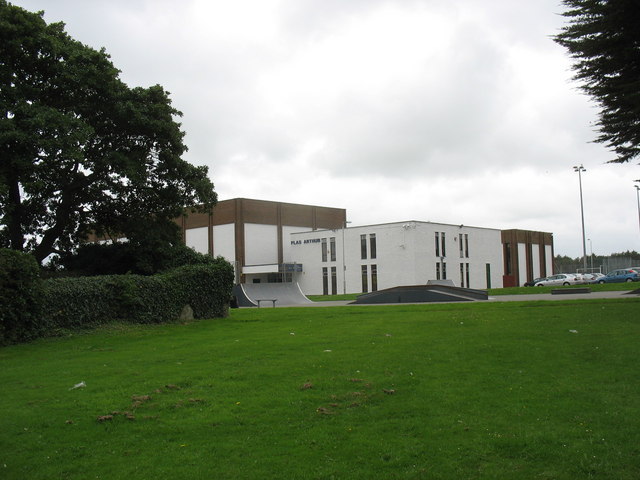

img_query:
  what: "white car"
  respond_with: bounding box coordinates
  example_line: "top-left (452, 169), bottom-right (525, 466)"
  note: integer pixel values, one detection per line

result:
top-left (534, 274), bottom-right (581, 286)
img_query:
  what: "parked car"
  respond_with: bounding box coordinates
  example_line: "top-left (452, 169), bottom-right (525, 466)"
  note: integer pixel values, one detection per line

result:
top-left (592, 268), bottom-right (640, 284)
top-left (524, 277), bottom-right (547, 287)
top-left (534, 274), bottom-right (581, 286)
top-left (580, 272), bottom-right (604, 283)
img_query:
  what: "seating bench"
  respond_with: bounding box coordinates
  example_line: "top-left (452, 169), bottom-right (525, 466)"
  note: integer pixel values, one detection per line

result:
top-left (256, 299), bottom-right (277, 307)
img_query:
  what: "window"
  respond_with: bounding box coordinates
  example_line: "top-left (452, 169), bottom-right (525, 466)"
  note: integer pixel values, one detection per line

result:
top-left (436, 262), bottom-right (441, 280)
top-left (331, 267), bottom-right (337, 295)
top-left (486, 263), bottom-right (492, 289)
top-left (466, 263), bottom-right (470, 288)
top-left (330, 237), bottom-right (336, 262)
top-left (322, 267), bottom-right (328, 295)
top-left (441, 232), bottom-right (446, 258)
top-left (435, 232), bottom-right (440, 257)
top-left (370, 234), bottom-right (377, 259)
top-left (459, 234), bottom-right (464, 258)
top-left (321, 238), bottom-right (327, 262)
top-left (361, 265), bottom-right (368, 293)
top-left (460, 263), bottom-right (465, 287)
top-left (360, 234), bottom-right (367, 259)
top-left (464, 234), bottom-right (469, 258)
top-left (442, 261), bottom-right (447, 279)
top-left (371, 264), bottom-right (378, 292)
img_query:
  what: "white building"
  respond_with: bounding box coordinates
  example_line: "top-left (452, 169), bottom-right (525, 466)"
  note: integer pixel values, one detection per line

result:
top-left (178, 198), bottom-right (554, 292)
top-left (289, 221), bottom-right (505, 295)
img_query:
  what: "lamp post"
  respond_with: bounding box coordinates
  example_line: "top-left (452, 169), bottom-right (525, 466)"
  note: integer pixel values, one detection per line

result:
top-left (635, 181), bottom-right (640, 243)
top-left (341, 220), bottom-right (351, 294)
top-left (574, 165), bottom-right (587, 272)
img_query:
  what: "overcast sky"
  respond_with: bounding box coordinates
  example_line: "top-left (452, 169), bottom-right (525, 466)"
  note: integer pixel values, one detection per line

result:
top-left (11, 0), bottom-right (640, 258)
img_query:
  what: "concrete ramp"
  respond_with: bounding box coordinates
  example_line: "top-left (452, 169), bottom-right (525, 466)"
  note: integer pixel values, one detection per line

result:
top-left (232, 282), bottom-right (313, 307)
top-left (352, 285), bottom-right (488, 304)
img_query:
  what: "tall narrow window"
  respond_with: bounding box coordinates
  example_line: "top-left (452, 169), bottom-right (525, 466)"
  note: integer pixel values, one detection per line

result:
top-left (330, 237), bottom-right (336, 262)
top-left (441, 232), bottom-right (446, 258)
top-left (460, 263), bottom-right (465, 287)
top-left (361, 265), bottom-right (368, 293)
top-left (435, 232), bottom-right (440, 257)
top-left (436, 262), bottom-right (441, 280)
top-left (371, 264), bottom-right (378, 292)
top-left (486, 263), bottom-right (492, 289)
top-left (465, 263), bottom-right (470, 288)
top-left (321, 238), bottom-right (327, 262)
top-left (459, 234), bottom-right (464, 258)
top-left (464, 234), bottom-right (469, 258)
top-left (504, 243), bottom-right (512, 275)
top-left (370, 234), bottom-right (377, 259)
top-left (322, 267), bottom-right (328, 295)
top-left (442, 261), bottom-right (447, 279)
top-left (331, 267), bottom-right (337, 295)
top-left (360, 234), bottom-right (367, 259)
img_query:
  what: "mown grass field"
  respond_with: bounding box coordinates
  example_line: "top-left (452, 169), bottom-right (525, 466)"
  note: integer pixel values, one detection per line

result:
top-left (1, 297), bottom-right (639, 479)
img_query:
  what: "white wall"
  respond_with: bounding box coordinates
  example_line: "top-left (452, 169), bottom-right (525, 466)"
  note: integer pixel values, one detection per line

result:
top-left (185, 227), bottom-right (208, 254)
top-left (517, 243), bottom-right (527, 286)
top-left (213, 223), bottom-right (235, 262)
top-left (282, 226), bottom-right (313, 262)
top-left (291, 221), bottom-right (504, 295)
top-left (245, 223), bottom-right (278, 265)
top-left (532, 243), bottom-right (540, 279)
top-left (545, 245), bottom-right (554, 274)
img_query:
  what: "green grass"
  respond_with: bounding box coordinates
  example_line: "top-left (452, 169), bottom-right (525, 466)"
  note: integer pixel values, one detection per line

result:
top-left (2, 298), bottom-right (640, 479)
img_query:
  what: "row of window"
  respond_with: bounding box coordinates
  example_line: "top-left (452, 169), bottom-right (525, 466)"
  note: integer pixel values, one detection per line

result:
top-left (321, 237), bottom-right (337, 262)
top-left (436, 232), bottom-right (470, 258)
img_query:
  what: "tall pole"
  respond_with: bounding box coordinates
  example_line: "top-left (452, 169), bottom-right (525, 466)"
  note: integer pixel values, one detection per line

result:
top-left (635, 181), bottom-right (640, 245)
top-left (574, 165), bottom-right (587, 272)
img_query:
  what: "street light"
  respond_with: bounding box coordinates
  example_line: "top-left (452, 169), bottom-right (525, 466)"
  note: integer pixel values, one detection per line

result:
top-left (574, 165), bottom-right (587, 272)
top-left (635, 180), bottom-right (640, 243)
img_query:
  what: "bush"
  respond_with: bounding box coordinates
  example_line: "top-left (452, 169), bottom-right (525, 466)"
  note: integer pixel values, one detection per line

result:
top-left (59, 241), bottom-right (218, 276)
top-left (0, 249), bottom-right (44, 345)
top-left (41, 258), bottom-right (234, 331)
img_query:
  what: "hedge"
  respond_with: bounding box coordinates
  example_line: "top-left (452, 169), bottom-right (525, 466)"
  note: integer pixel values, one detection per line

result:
top-left (0, 250), bottom-right (234, 345)
top-left (0, 249), bottom-right (44, 345)
top-left (41, 261), bottom-right (235, 330)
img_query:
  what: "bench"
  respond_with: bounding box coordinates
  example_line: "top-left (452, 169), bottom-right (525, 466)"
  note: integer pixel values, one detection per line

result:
top-left (551, 288), bottom-right (591, 295)
top-left (256, 299), bottom-right (277, 308)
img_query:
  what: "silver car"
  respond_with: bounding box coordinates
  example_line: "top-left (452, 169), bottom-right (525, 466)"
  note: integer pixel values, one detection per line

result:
top-left (534, 274), bottom-right (581, 286)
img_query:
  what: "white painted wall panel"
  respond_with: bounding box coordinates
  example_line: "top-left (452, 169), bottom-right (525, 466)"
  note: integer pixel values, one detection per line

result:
top-left (531, 243), bottom-right (540, 279)
top-left (185, 227), bottom-right (208, 254)
top-left (213, 223), bottom-right (235, 262)
top-left (517, 243), bottom-right (527, 286)
top-left (245, 223), bottom-right (278, 265)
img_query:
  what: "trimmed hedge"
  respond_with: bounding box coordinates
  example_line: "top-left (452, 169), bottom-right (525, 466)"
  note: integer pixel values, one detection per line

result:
top-left (0, 249), bottom-right (44, 345)
top-left (41, 260), bottom-right (235, 330)
top-left (0, 250), bottom-right (234, 345)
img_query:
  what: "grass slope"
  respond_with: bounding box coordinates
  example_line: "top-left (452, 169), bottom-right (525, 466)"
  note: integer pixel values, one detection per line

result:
top-left (1, 299), bottom-right (639, 479)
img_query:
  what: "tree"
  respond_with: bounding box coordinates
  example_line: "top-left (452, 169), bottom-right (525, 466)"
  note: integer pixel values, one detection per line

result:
top-left (0, 2), bottom-right (217, 263)
top-left (554, 0), bottom-right (640, 163)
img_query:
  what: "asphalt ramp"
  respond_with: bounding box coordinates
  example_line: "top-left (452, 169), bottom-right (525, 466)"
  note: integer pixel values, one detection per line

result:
top-left (352, 285), bottom-right (488, 304)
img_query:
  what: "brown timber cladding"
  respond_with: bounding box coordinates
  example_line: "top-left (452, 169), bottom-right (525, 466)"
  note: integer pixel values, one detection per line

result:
top-left (501, 229), bottom-right (554, 287)
top-left (178, 198), bottom-right (347, 268)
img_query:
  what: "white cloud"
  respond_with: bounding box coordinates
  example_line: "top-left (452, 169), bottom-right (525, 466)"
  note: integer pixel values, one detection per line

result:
top-left (11, 0), bottom-right (640, 257)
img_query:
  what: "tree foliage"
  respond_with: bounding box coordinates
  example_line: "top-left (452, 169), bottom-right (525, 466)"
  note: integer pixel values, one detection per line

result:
top-left (554, 0), bottom-right (640, 163)
top-left (0, 2), bottom-right (217, 263)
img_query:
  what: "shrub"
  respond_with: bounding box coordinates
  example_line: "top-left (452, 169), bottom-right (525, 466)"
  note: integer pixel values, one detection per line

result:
top-left (41, 258), bottom-right (234, 331)
top-left (59, 241), bottom-right (218, 276)
top-left (0, 249), bottom-right (43, 345)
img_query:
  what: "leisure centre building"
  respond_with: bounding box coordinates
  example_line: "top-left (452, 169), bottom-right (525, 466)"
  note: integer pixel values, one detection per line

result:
top-left (178, 198), bottom-right (554, 295)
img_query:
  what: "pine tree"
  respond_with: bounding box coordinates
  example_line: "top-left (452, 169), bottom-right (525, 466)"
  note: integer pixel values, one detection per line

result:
top-left (555, 0), bottom-right (640, 163)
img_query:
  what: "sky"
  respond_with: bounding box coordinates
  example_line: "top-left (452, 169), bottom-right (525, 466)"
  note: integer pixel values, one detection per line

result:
top-left (10, 0), bottom-right (640, 258)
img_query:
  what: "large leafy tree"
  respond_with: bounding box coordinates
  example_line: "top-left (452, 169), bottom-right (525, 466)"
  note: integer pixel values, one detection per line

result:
top-left (0, 2), bottom-right (216, 263)
top-left (554, 0), bottom-right (640, 163)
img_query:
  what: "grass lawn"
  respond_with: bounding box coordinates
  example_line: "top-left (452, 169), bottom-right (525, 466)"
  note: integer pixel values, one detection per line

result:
top-left (1, 298), bottom-right (639, 479)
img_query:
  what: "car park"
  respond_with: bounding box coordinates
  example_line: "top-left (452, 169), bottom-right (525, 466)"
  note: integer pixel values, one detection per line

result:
top-left (534, 274), bottom-right (582, 286)
top-left (592, 268), bottom-right (640, 284)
